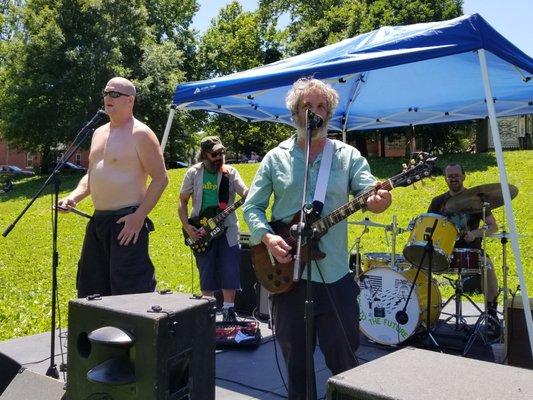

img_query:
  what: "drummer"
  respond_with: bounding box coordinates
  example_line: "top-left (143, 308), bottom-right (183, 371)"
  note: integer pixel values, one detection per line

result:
top-left (427, 163), bottom-right (500, 337)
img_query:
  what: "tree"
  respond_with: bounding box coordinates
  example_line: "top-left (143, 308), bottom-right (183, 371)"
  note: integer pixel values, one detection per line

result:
top-left (0, 0), bottom-right (198, 169)
top-left (196, 1), bottom-right (290, 157)
top-left (258, 0), bottom-right (462, 55)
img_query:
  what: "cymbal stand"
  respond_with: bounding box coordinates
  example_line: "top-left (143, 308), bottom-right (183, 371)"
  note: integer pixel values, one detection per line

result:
top-left (499, 213), bottom-right (510, 357)
top-left (348, 226), bottom-right (368, 278)
top-left (463, 204), bottom-right (501, 355)
top-left (390, 215), bottom-right (397, 268)
top-left (499, 229), bottom-right (510, 361)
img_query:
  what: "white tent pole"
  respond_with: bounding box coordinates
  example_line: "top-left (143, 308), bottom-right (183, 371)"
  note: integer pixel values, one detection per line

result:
top-left (342, 129), bottom-right (346, 143)
top-left (160, 106), bottom-right (177, 152)
top-left (478, 49), bottom-right (533, 351)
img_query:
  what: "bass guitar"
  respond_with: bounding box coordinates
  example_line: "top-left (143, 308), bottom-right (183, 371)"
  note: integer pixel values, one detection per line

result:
top-left (250, 155), bottom-right (437, 293)
top-left (184, 197), bottom-right (245, 253)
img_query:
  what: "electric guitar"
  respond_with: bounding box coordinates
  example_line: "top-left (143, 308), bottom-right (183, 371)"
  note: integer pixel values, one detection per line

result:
top-left (250, 155), bottom-right (437, 294)
top-left (184, 197), bottom-right (246, 253)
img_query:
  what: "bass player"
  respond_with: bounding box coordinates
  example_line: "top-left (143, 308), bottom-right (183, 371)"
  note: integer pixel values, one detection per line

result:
top-left (243, 78), bottom-right (391, 400)
top-left (179, 136), bottom-right (248, 321)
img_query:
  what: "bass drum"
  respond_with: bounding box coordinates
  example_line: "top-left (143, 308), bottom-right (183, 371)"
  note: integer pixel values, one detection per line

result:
top-left (358, 267), bottom-right (441, 346)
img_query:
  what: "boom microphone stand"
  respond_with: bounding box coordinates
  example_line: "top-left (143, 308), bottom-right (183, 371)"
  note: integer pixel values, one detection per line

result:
top-left (291, 109), bottom-right (323, 400)
top-left (398, 218), bottom-right (442, 350)
top-left (2, 110), bottom-right (107, 378)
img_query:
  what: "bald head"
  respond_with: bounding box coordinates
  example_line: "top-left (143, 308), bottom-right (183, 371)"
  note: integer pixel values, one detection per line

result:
top-left (105, 77), bottom-right (136, 97)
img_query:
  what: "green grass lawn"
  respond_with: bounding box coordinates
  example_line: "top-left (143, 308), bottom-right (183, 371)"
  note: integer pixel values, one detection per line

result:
top-left (0, 151), bottom-right (531, 340)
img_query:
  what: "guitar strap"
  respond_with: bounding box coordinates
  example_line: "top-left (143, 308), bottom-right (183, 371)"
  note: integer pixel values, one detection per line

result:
top-left (218, 165), bottom-right (230, 210)
top-left (312, 138), bottom-right (334, 215)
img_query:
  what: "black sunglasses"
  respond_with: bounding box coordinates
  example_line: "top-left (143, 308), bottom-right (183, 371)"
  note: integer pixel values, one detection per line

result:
top-left (209, 150), bottom-right (225, 157)
top-left (102, 90), bottom-right (130, 98)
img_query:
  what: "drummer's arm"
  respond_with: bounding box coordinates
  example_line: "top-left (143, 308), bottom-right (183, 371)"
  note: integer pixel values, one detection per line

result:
top-left (465, 214), bottom-right (498, 241)
top-left (483, 214), bottom-right (498, 236)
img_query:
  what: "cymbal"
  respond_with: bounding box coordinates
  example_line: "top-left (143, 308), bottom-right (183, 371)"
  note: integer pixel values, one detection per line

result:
top-left (486, 232), bottom-right (524, 239)
top-left (348, 218), bottom-right (389, 229)
top-left (443, 183), bottom-right (518, 214)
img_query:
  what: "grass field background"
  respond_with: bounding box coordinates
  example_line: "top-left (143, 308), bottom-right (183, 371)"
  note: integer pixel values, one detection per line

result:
top-left (0, 150), bottom-right (531, 341)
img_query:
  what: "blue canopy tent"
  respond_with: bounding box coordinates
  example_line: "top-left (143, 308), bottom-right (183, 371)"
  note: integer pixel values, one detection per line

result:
top-left (164, 14), bottom-right (533, 347)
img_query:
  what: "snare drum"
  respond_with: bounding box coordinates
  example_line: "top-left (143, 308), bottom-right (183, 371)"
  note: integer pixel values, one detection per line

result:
top-left (403, 213), bottom-right (458, 272)
top-left (361, 252), bottom-right (411, 272)
top-left (358, 267), bottom-right (442, 345)
top-left (449, 248), bottom-right (482, 274)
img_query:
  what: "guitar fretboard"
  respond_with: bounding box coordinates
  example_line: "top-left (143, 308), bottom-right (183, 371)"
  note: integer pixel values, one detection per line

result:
top-left (311, 180), bottom-right (394, 236)
top-left (211, 197), bottom-right (245, 224)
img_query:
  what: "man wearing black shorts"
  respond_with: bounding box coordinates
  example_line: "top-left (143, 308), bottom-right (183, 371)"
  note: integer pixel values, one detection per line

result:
top-left (58, 77), bottom-right (168, 297)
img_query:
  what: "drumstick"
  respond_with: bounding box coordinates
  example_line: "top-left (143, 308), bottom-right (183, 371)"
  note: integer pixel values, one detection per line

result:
top-left (54, 205), bottom-right (93, 220)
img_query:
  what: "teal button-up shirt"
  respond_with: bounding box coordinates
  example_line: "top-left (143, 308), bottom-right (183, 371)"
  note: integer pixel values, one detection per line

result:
top-left (243, 135), bottom-right (376, 283)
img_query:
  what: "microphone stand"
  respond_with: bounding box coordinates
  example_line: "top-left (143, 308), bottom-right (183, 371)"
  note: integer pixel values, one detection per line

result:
top-left (398, 218), bottom-right (441, 350)
top-left (2, 110), bottom-right (106, 378)
top-left (291, 110), bottom-right (321, 400)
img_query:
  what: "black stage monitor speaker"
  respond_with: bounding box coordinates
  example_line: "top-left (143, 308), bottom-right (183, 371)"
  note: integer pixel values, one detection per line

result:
top-left (0, 352), bottom-right (22, 396)
top-left (66, 292), bottom-right (215, 400)
top-left (0, 368), bottom-right (65, 400)
top-left (327, 347), bottom-right (533, 400)
top-left (506, 296), bottom-right (533, 369)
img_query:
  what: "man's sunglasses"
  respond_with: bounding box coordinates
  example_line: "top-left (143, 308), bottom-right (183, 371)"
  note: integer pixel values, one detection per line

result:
top-left (102, 90), bottom-right (130, 98)
top-left (209, 150), bottom-right (225, 158)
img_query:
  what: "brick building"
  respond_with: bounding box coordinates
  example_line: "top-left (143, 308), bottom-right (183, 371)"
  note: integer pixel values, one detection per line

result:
top-left (0, 139), bottom-right (89, 170)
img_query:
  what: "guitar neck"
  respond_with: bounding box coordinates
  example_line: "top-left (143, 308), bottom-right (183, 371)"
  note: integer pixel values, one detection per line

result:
top-left (311, 179), bottom-right (394, 237)
top-left (211, 197), bottom-right (245, 224)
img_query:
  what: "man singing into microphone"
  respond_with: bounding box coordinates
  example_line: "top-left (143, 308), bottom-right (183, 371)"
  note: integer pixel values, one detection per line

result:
top-left (243, 78), bottom-right (391, 400)
top-left (58, 77), bottom-right (168, 297)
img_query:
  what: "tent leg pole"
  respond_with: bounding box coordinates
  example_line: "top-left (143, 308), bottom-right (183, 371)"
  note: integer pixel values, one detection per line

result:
top-left (160, 106), bottom-right (177, 152)
top-left (478, 48), bottom-right (533, 352)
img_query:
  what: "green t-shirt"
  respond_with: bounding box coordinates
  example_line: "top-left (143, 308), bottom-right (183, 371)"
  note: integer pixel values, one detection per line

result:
top-left (201, 170), bottom-right (219, 212)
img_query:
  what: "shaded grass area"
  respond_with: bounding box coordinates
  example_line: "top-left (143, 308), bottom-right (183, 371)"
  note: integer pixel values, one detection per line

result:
top-left (0, 151), bottom-right (531, 340)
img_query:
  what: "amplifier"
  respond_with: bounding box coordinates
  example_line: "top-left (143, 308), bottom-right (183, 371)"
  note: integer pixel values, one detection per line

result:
top-left (506, 296), bottom-right (533, 369)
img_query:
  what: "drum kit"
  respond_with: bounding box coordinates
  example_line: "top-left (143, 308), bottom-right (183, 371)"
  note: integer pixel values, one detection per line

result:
top-left (354, 183), bottom-right (520, 350)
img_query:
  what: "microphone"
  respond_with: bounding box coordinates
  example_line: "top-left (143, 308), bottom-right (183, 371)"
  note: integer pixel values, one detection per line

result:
top-left (83, 110), bottom-right (107, 131)
top-left (306, 109), bottom-right (323, 129)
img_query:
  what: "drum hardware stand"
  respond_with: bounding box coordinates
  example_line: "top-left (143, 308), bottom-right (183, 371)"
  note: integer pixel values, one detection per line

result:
top-left (348, 225), bottom-right (368, 278)
top-left (463, 204), bottom-right (502, 355)
top-left (441, 268), bottom-right (483, 331)
top-left (397, 218), bottom-right (442, 351)
top-left (500, 229), bottom-right (509, 361)
top-left (390, 215), bottom-right (398, 268)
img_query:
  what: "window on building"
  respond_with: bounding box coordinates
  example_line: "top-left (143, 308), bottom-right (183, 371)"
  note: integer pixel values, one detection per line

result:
top-left (27, 152), bottom-right (34, 167)
top-left (76, 153), bottom-right (81, 165)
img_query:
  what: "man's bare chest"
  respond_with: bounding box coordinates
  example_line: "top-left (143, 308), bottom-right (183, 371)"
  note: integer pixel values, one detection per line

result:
top-left (94, 130), bottom-right (137, 157)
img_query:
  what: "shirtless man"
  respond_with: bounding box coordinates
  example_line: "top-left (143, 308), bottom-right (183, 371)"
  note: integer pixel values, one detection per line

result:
top-left (59, 77), bottom-right (168, 297)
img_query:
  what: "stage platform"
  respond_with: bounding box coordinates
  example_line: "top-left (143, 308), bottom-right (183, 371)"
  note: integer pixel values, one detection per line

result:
top-left (0, 300), bottom-right (504, 400)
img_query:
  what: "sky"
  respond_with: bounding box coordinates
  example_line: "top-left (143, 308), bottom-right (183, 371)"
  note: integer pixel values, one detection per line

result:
top-left (193, 0), bottom-right (533, 57)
